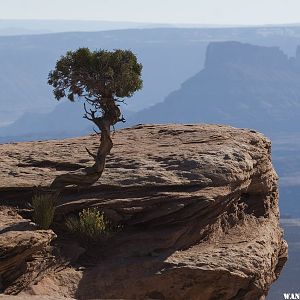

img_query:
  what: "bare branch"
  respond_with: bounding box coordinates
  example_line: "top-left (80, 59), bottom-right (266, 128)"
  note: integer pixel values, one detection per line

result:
top-left (83, 115), bottom-right (93, 121)
top-left (93, 127), bottom-right (101, 135)
top-left (84, 96), bottom-right (99, 106)
top-left (118, 115), bottom-right (126, 123)
top-left (83, 103), bottom-right (97, 121)
top-left (115, 99), bottom-right (127, 105)
top-left (85, 147), bottom-right (97, 160)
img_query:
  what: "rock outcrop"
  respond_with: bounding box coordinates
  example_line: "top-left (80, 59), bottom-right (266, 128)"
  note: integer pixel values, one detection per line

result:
top-left (0, 207), bottom-right (56, 292)
top-left (0, 124), bottom-right (287, 299)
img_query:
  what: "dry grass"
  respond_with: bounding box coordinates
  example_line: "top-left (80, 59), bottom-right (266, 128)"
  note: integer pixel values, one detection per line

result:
top-left (65, 208), bottom-right (111, 242)
top-left (32, 193), bottom-right (56, 229)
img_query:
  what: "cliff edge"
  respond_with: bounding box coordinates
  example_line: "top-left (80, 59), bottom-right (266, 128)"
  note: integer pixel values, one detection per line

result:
top-left (0, 124), bottom-right (287, 299)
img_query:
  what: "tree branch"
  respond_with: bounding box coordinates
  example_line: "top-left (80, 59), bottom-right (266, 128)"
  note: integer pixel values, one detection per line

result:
top-left (83, 103), bottom-right (97, 121)
top-left (93, 127), bottom-right (101, 135)
top-left (118, 115), bottom-right (126, 123)
top-left (85, 147), bottom-right (97, 160)
top-left (115, 99), bottom-right (127, 104)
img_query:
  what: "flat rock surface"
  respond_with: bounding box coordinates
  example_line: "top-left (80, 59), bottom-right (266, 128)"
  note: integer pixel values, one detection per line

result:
top-left (0, 124), bottom-right (287, 299)
top-left (0, 124), bottom-right (270, 188)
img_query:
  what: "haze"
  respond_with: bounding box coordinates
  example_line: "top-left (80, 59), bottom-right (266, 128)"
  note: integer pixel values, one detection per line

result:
top-left (1, 0), bottom-right (300, 25)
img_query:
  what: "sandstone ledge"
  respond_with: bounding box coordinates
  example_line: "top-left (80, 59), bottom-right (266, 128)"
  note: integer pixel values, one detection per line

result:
top-left (0, 207), bottom-right (56, 292)
top-left (0, 124), bottom-right (287, 299)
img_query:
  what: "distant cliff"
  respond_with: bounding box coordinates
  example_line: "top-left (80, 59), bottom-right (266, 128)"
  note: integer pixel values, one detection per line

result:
top-left (205, 41), bottom-right (290, 70)
top-left (131, 41), bottom-right (300, 134)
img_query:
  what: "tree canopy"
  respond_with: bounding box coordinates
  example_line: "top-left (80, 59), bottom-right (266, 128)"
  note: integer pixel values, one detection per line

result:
top-left (48, 47), bottom-right (143, 103)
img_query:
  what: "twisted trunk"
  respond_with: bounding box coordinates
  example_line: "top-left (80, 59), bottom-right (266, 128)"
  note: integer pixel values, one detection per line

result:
top-left (50, 97), bottom-right (120, 189)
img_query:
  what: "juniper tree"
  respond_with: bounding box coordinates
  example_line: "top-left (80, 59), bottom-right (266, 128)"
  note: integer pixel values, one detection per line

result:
top-left (48, 48), bottom-right (143, 188)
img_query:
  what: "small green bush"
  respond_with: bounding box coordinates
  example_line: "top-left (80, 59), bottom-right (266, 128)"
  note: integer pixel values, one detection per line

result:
top-left (32, 193), bottom-right (56, 229)
top-left (65, 208), bottom-right (111, 242)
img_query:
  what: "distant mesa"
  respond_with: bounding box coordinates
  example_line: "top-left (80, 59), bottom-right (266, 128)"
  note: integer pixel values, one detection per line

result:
top-left (130, 41), bottom-right (300, 135)
top-left (205, 41), bottom-right (289, 69)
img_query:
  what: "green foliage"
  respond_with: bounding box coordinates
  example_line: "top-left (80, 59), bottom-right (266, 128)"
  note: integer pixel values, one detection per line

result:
top-left (65, 208), bottom-right (111, 242)
top-left (32, 193), bottom-right (56, 230)
top-left (48, 48), bottom-right (143, 101)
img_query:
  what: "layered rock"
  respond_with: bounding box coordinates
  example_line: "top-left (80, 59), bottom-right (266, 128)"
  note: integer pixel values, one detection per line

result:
top-left (0, 207), bottom-right (56, 292)
top-left (0, 124), bottom-right (287, 299)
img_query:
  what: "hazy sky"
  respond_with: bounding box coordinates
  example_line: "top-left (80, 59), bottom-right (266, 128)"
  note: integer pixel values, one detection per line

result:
top-left (1, 0), bottom-right (300, 25)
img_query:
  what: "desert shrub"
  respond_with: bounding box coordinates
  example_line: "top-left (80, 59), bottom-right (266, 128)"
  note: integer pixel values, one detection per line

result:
top-left (65, 208), bottom-right (111, 242)
top-left (32, 193), bottom-right (56, 229)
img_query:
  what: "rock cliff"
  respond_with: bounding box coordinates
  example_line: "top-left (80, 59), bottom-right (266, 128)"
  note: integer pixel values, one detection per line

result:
top-left (0, 124), bottom-right (287, 299)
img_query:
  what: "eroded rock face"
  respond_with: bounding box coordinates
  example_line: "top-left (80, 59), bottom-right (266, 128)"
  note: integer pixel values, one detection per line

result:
top-left (0, 207), bottom-right (56, 292)
top-left (0, 124), bottom-right (287, 299)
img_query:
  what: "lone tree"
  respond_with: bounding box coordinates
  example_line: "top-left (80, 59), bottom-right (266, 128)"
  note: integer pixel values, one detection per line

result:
top-left (48, 48), bottom-right (143, 188)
